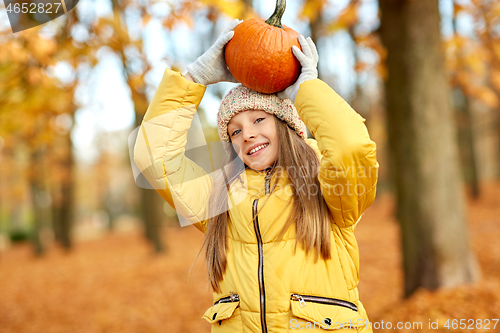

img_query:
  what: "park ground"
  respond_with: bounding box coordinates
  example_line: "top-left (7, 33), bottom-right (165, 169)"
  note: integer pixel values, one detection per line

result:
top-left (1, 182), bottom-right (499, 332)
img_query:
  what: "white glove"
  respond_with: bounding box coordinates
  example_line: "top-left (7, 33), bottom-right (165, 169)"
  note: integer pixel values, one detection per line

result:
top-left (186, 19), bottom-right (242, 86)
top-left (278, 35), bottom-right (319, 103)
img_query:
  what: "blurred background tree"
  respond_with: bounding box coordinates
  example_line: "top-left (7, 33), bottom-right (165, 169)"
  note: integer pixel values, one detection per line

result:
top-left (379, 0), bottom-right (479, 297)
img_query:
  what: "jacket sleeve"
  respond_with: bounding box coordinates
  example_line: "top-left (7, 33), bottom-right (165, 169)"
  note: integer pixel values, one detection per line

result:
top-left (295, 79), bottom-right (379, 228)
top-left (133, 68), bottom-right (212, 233)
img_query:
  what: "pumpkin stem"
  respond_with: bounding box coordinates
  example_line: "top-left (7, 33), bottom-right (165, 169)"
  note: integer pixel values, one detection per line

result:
top-left (265, 0), bottom-right (286, 28)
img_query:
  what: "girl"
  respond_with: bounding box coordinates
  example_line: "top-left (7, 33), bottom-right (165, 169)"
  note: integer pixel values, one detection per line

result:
top-left (134, 19), bottom-right (378, 333)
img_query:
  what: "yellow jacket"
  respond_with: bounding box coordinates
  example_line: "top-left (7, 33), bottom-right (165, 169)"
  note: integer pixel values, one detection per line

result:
top-left (134, 69), bottom-right (378, 332)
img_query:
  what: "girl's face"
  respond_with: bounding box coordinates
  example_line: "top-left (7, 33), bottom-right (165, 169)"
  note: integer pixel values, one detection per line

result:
top-left (227, 110), bottom-right (279, 171)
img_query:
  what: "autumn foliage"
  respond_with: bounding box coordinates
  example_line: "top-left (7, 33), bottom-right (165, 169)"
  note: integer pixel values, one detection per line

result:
top-left (1, 0), bottom-right (500, 331)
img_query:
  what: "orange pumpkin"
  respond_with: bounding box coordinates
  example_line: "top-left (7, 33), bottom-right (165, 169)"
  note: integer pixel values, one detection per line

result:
top-left (225, 0), bottom-right (301, 94)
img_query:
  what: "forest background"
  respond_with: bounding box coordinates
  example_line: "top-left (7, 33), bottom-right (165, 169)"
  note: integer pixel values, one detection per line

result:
top-left (1, 0), bottom-right (500, 332)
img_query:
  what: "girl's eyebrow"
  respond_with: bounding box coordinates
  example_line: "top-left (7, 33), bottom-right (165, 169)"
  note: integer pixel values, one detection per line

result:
top-left (228, 118), bottom-right (245, 127)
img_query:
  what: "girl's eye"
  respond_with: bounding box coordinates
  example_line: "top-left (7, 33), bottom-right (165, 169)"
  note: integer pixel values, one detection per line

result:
top-left (230, 118), bottom-right (264, 136)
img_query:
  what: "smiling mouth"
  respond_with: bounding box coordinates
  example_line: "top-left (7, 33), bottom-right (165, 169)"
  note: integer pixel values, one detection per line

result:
top-left (248, 143), bottom-right (269, 155)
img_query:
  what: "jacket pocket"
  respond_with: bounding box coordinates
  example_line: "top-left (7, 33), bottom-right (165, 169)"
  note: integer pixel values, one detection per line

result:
top-left (202, 293), bottom-right (241, 326)
top-left (290, 294), bottom-right (363, 330)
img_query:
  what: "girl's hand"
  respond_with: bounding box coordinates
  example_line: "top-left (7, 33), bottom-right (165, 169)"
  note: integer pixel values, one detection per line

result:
top-left (278, 35), bottom-right (319, 103)
top-left (186, 19), bottom-right (243, 86)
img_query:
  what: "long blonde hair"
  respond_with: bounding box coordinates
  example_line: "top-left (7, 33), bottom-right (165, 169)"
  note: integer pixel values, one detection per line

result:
top-left (203, 116), bottom-right (332, 293)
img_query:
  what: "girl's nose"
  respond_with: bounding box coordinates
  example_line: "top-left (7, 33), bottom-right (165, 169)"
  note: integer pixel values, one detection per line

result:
top-left (243, 129), bottom-right (256, 141)
top-left (244, 134), bottom-right (255, 142)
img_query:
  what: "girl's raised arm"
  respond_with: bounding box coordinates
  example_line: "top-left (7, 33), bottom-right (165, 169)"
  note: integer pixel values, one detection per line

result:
top-left (133, 69), bottom-right (212, 232)
top-left (133, 19), bottom-right (242, 232)
top-left (280, 36), bottom-right (379, 229)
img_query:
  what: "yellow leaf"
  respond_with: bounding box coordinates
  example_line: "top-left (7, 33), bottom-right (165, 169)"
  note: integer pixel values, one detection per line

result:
top-left (162, 16), bottom-right (176, 30)
top-left (494, 2), bottom-right (500, 17)
top-left (142, 14), bottom-right (151, 27)
top-left (354, 62), bottom-right (368, 73)
top-left (29, 37), bottom-right (58, 66)
top-left (356, 33), bottom-right (387, 61)
top-left (201, 0), bottom-right (244, 19)
top-left (470, 86), bottom-right (499, 108)
top-left (327, 1), bottom-right (359, 32)
top-left (300, 0), bottom-right (327, 22)
top-left (492, 43), bottom-right (500, 61)
top-left (0, 40), bottom-right (30, 64)
top-left (377, 63), bottom-right (388, 81)
top-left (453, 3), bottom-right (466, 16)
top-left (27, 67), bottom-right (43, 85)
top-left (220, 0), bottom-right (244, 19)
top-left (491, 69), bottom-right (500, 94)
top-left (455, 71), bottom-right (470, 88)
top-left (464, 51), bottom-right (486, 76)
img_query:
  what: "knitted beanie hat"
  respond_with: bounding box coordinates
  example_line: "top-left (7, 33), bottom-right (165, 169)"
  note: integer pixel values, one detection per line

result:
top-left (217, 84), bottom-right (307, 143)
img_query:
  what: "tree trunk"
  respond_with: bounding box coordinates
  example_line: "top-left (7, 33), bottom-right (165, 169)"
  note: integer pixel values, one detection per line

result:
top-left (453, 88), bottom-right (480, 199)
top-left (451, 10), bottom-right (480, 198)
top-left (242, 0), bottom-right (252, 9)
top-left (51, 129), bottom-right (74, 250)
top-left (110, 0), bottom-right (165, 253)
top-left (59, 132), bottom-right (74, 249)
top-left (134, 115), bottom-right (165, 253)
top-left (308, 7), bottom-right (323, 79)
top-left (476, 2), bottom-right (500, 179)
top-left (379, 0), bottom-right (480, 297)
top-left (29, 148), bottom-right (50, 256)
top-left (140, 185), bottom-right (165, 253)
top-left (52, 185), bottom-right (63, 242)
top-left (497, 111), bottom-right (500, 178)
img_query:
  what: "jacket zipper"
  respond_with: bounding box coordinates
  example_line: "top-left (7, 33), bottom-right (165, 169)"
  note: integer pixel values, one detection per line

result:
top-left (214, 291), bottom-right (240, 305)
top-left (253, 199), bottom-right (267, 332)
top-left (252, 169), bottom-right (272, 333)
top-left (264, 168), bottom-right (272, 194)
top-left (291, 294), bottom-right (358, 312)
top-left (213, 293), bottom-right (240, 326)
top-left (214, 292), bottom-right (239, 305)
